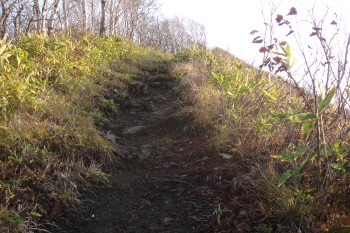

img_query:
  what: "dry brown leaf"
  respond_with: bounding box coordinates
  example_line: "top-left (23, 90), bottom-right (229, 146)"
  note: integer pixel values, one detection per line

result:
top-left (276, 14), bottom-right (283, 23)
top-left (287, 7), bottom-right (297, 16)
top-left (259, 47), bottom-right (269, 53)
top-left (279, 41), bottom-right (287, 46)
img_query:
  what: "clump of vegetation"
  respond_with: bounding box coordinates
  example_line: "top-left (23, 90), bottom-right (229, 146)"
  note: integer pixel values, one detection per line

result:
top-left (0, 34), bottom-right (170, 232)
top-left (176, 45), bottom-right (298, 154)
top-left (175, 38), bottom-right (349, 230)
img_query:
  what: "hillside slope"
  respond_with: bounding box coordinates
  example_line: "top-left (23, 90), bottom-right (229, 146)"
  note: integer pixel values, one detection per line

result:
top-left (173, 45), bottom-right (350, 232)
top-left (0, 36), bottom-right (349, 233)
top-left (0, 34), bottom-right (171, 232)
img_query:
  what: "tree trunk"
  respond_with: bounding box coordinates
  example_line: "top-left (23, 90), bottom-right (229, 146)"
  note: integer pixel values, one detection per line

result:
top-left (62, 0), bottom-right (69, 32)
top-left (113, 0), bottom-right (122, 35)
top-left (109, 0), bottom-right (114, 34)
top-left (0, 0), bottom-right (17, 38)
top-left (13, 1), bottom-right (24, 38)
top-left (26, 13), bottom-right (35, 34)
top-left (33, 0), bottom-right (40, 30)
top-left (41, 0), bottom-right (48, 33)
top-left (47, 0), bottom-right (60, 35)
top-left (100, 0), bottom-right (107, 36)
top-left (81, 0), bottom-right (87, 32)
top-left (90, 0), bottom-right (94, 32)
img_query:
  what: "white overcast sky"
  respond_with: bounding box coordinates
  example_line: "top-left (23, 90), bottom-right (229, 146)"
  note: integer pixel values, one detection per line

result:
top-left (158, 0), bottom-right (350, 65)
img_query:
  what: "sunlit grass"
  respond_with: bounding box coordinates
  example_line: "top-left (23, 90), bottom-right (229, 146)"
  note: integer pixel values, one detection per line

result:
top-left (0, 33), bottom-right (171, 232)
top-left (175, 45), bottom-right (349, 230)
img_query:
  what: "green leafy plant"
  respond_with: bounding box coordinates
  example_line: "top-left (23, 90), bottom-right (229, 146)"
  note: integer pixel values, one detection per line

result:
top-left (0, 33), bottom-right (172, 232)
top-left (249, 2), bottom-right (350, 229)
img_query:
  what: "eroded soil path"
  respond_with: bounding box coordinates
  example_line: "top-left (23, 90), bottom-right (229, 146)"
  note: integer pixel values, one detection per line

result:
top-left (52, 67), bottom-right (223, 233)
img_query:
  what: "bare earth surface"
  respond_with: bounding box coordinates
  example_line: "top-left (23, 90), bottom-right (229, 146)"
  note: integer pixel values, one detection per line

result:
top-left (49, 69), bottom-right (227, 232)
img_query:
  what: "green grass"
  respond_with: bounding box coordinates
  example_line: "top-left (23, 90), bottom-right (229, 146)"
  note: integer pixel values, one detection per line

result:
top-left (1, 32), bottom-right (348, 232)
top-left (175, 45), bottom-right (350, 231)
top-left (0, 34), bottom-right (171, 232)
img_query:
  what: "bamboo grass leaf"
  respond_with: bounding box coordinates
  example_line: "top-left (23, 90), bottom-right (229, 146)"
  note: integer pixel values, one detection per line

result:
top-left (262, 90), bottom-right (277, 101)
top-left (278, 155), bottom-right (310, 186)
top-left (289, 113), bottom-right (318, 122)
top-left (318, 87), bottom-right (336, 113)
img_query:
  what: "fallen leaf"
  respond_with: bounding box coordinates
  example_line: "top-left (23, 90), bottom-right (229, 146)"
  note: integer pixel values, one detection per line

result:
top-left (219, 153), bottom-right (233, 159)
top-left (49, 200), bottom-right (61, 221)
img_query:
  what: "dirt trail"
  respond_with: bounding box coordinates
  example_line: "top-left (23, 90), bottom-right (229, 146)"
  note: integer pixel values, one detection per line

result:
top-left (51, 67), bottom-right (221, 233)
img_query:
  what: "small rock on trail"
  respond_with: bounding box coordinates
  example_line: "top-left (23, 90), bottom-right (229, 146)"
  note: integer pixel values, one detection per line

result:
top-left (121, 125), bottom-right (147, 136)
top-left (139, 144), bottom-right (152, 160)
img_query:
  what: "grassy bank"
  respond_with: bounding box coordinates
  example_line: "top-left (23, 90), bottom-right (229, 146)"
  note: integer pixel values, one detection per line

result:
top-left (175, 45), bottom-right (350, 231)
top-left (0, 34), bottom-right (170, 232)
top-left (1, 33), bottom-right (348, 232)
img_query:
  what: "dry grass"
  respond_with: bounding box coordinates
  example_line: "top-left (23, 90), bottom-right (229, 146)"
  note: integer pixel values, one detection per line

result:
top-left (174, 45), bottom-right (350, 231)
top-left (0, 34), bottom-right (172, 232)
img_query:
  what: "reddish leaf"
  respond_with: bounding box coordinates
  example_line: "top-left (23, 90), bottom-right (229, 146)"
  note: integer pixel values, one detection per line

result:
top-left (259, 47), bottom-right (269, 53)
top-left (273, 57), bottom-right (282, 64)
top-left (287, 7), bottom-right (297, 16)
top-left (331, 20), bottom-right (337, 25)
top-left (310, 32), bottom-right (318, 37)
top-left (250, 30), bottom-right (258, 35)
top-left (276, 14), bottom-right (283, 23)
top-left (279, 41), bottom-right (287, 46)
top-left (49, 200), bottom-right (61, 221)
